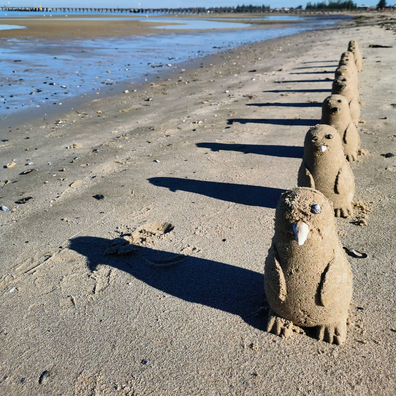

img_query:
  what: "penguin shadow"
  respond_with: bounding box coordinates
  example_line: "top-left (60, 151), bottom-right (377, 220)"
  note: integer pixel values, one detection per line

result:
top-left (68, 236), bottom-right (267, 331)
top-left (227, 118), bottom-right (318, 127)
top-left (148, 177), bottom-right (285, 209)
top-left (196, 142), bottom-right (303, 159)
top-left (247, 102), bottom-right (322, 108)
top-left (301, 60), bottom-right (338, 64)
top-left (293, 65), bottom-right (339, 69)
top-left (263, 89), bottom-right (331, 93)
top-left (289, 71), bottom-right (335, 75)
top-left (275, 79), bottom-right (332, 84)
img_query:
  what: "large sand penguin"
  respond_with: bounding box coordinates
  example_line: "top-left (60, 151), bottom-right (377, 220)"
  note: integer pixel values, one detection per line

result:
top-left (321, 94), bottom-right (360, 162)
top-left (348, 40), bottom-right (362, 72)
top-left (298, 124), bottom-right (355, 217)
top-left (265, 187), bottom-right (353, 345)
top-left (332, 77), bottom-right (360, 127)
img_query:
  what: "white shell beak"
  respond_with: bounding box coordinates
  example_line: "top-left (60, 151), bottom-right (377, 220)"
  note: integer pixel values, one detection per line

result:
top-left (292, 221), bottom-right (310, 246)
top-left (318, 145), bottom-right (328, 152)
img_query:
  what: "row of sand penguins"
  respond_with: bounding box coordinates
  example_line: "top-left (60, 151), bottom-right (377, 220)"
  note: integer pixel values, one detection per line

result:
top-left (264, 41), bottom-right (363, 345)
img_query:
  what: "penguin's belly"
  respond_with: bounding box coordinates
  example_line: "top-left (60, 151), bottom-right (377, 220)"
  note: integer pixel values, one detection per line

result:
top-left (275, 260), bottom-right (329, 327)
top-left (269, 248), bottom-right (351, 328)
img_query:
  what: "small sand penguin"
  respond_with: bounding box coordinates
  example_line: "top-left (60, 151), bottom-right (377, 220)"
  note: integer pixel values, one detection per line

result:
top-left (332, 77), bottom-right (360, 127)
top-left (298, 124), bottom-right (355, 217)
top-left (348, 40), bottom-right (362, 72)
top-left (335, 65), bottom-right (358, 91)
top-left (265, 187), bottom-right (353, 345)
top-left (321, 94), bottom-right (360, 162)
top-left (339, 51), bottom-right (358, 76)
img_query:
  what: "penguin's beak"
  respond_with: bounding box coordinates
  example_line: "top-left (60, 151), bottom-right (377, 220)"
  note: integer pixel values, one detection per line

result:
top-left (292, 220), bottom-right (310, 246)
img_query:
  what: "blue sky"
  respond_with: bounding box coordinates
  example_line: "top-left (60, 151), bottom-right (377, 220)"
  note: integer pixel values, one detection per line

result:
top-left (4, 1), bottom-right (381, 9)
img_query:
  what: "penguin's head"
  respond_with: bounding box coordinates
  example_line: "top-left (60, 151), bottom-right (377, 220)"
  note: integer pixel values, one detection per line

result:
top-left (339, 54), bottom-right (355, 69)
top-left (332, 77), bottom-right (349, 94)
top-left (276, 188), bottom-right (335, 246)
top-left (340, 51), bottom-right (354, 61)
top-left (322, 94), bottom-right (349, 119)
top-left (304, 124), bottom-right (341, 158)
top-left (348, 40), bottom-right (357, 51)
top-left (335, 65), bottom-right (354, 80)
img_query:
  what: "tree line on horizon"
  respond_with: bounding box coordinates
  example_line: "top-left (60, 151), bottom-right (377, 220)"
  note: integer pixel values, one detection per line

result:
top-left (305, 1), bottom-right (358, 10)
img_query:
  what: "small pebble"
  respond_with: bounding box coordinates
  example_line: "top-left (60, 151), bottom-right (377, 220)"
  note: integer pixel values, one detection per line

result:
top-left (38, 370), bottom-right (50, 385)
top-left (343, 247), bottom-right (368, 259)
top-left (93, 194), bottom-right (105, 200)
top-left (1, 206), bottom-right (9, 211)
top-left (381, 152), bottom-right (394, 158)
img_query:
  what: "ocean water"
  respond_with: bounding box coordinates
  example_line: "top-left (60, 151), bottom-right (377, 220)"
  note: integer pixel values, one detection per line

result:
top-left (0, 14), bottom-right (348, 119)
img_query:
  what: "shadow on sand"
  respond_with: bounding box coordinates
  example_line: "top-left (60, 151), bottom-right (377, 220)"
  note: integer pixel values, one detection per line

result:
top-left (196, 142), bottom-right (303, 159)
top-left (68, 237), bottom-right (267, 331)
top-left (263, 88), bottom-right (331, 93)
top-left (228, 118), bottom-right (317, 127)
top-left (247, 102), bottom-right (322, 108)
top-left (148, 177), bottom-right (285, 209)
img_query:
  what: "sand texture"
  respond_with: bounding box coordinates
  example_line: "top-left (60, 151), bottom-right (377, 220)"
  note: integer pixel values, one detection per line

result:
top-left (0, 14), bottom-right (395, 395)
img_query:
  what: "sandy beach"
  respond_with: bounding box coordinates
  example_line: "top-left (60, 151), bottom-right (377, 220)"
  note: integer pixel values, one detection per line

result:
top-left (0, 13), bottom-right (395, 395)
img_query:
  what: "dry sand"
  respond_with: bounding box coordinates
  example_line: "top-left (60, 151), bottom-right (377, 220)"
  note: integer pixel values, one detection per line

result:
top-left (0, 13), bottom-right (395, 395)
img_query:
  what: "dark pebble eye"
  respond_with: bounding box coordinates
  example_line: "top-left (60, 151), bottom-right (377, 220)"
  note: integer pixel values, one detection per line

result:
top-left (312, 136), bottom-right (318, 142)
top-left (311, 204), bottom-right (321, 214)
top-left (338, 99), bottom-right (342, 103)
top-left (325, 134), bottom-right (333, 139)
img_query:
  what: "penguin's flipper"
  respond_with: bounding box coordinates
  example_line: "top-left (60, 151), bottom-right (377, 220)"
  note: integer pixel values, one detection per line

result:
top-left (343, 123), bottom-right (360, 161)
top-left (265, 246), bottom-right (287, 302)
top-left (297, 162), bottom-right (315, 188)
top-left (267, 308), bottom-right (294, 338)
top-left (318, 256), bottom-right (337, 307)
top-left (335, 162), bottom-right (355, 195)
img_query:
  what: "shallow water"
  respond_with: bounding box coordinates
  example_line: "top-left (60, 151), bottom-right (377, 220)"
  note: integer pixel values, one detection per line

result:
top-left (0, 15), bottom-right (348, 119)
top-left (0, 25), bottom-right (26, 30)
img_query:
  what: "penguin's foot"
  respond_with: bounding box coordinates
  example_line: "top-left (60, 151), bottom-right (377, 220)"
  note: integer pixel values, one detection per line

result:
top-left (317, 321), bottom-right (347, 345)
top-left (334, 206), bottom-right (353, 218)
top-left (267, 310), bottom-right (294, 338)
top-left (345, 151), bottom-right (358, 162)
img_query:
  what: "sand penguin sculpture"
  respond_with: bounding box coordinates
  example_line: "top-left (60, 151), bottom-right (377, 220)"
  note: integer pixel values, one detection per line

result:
top-left (348, 40), bottom-right (362, 72)
top-left (264, 187), bottom-right (353, 345)
top-left (321, 94), bottom-right (360, 162)
top-left (335, 65), bottom-right (358, 92)
top-left (332, 77), bottom-right (360, 127)
top-left (298, 124), bottom-right (355, 217)
top-left (339, 51), bottom-right (358, 76)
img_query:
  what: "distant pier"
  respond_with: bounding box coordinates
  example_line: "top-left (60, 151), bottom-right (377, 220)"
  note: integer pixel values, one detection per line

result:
top-left (0, 7), bottom-right (348, 15)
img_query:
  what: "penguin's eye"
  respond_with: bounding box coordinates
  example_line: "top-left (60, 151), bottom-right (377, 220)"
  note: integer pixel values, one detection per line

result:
top-left (337, 99), bottom-right (342, 103)
top-left (325, 134), bottom-right (333, 139)
top-left (311, 204), bottom-right (321, 214)
top-left (312, 136), bottom-right (318, 142)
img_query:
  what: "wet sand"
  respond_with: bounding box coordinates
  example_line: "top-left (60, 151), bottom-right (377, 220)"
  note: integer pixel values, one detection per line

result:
top-left (1, 13), bottom-right (396, 395)
top-left (0, 13), bottom-right (307, 40)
